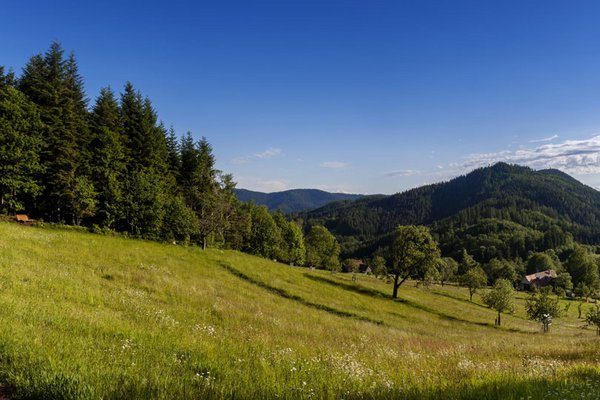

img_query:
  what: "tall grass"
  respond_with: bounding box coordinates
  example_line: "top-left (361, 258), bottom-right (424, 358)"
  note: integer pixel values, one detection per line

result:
top-left (0, 222), bottom-right (598, 399)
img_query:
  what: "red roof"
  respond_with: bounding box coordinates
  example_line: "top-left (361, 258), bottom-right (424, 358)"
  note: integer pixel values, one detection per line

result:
top-left (522, 269), bottom-right (557, 287)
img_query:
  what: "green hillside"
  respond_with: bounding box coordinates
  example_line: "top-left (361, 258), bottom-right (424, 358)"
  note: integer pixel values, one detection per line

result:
top-left (0, 222), bottom-right (598, 399)
top-left (303, 163), bottom-right (600, 259)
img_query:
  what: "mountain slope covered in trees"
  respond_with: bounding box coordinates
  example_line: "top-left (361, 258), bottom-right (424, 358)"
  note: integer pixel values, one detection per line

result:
top-left (303, 163), bottom-right (600, 260)
top-left (234, 188), bottom-right (369, 213)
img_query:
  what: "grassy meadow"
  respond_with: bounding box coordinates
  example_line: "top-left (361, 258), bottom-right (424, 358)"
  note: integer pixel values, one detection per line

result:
top-left (0, 222), bottom-right (598, 399)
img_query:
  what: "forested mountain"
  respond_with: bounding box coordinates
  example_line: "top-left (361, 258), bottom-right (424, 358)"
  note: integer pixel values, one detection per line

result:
top-left (234, 188), bottom-right (369, 213)
top-left (303, 163), bottom-right (600, 261)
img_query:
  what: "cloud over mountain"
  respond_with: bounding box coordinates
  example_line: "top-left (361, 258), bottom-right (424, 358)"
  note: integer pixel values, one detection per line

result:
top-left (455, 135), bottom-right (600, 175)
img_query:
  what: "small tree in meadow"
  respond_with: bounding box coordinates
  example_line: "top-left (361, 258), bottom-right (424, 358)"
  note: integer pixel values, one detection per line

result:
top-left (585, 305), bottom-right (600, 336)
top-left (438, 257), bottom-right (458, 286)
top-left (553, 272), bottom-right (573, 296)
top-left (389, 225), bottom-right (440, 298)
top-left (305, 225), bottom-right (341, 271)
top-left (460, 266), bottom-right (487, 301)
top-left (482, 279), bottom-right (514, 326)
top-left (575, 283), bottom-right (592, 302)
top-left (525, 288), bottom-right (561, 333)
top-left (370, 255), bottom-right (388, 278)
top-left (418, 264), bottom-right (440, 288)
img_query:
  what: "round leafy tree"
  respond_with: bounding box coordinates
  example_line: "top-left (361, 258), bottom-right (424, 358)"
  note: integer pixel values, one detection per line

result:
top-left (482, 279), bottom-right (514, 326)
top-left (525, 288), bottom-right (560, 333)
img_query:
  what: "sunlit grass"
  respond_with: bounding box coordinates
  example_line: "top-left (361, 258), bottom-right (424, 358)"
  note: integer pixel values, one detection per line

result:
top-left (0, 222), bottom-right (598, 399)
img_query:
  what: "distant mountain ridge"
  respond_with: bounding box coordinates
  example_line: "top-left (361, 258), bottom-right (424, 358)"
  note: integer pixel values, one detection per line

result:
top-left (234, 188), bottom-right (374, 213)
top-left (302, 163), bottom-right (600, 260)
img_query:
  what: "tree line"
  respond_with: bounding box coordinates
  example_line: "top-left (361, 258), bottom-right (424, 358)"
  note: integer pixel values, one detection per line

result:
top-left (0, 42), bottom-right (343, 269)
top-left (375, 224), bottom-right (599, 300)
top-left (383, 224), bottom-right (600, 332)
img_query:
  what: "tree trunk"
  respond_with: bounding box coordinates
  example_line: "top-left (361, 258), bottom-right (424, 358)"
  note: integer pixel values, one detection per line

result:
top-left (469, 289), bottom-right (473, 301)
top-left (392, 274), bottom-right (400, 299)
top-left (497, 310), bottom-right (501, 326)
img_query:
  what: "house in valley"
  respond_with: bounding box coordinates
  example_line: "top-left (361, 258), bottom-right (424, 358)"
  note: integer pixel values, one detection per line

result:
top-left (521, 269), bottom-right (557, 291)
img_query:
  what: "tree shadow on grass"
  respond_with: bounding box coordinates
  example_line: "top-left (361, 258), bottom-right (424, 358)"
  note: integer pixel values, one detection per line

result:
top-left (218, 262), bottom-right (384, 325)
top-left (305, 274), bottom-right (527, 333)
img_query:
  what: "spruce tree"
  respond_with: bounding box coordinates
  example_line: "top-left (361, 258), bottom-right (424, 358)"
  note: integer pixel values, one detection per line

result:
top-left (180, 134), bottom-right (222, 248)
top-left (19, 42), bottom-right (91, 223)
top-left (119, 83), bottom-right (173, 237)
top-left (0, 66), bottom-right (15, 89)
top-left (89, 87), bottom-right (126, 228)
top-left (0, 87), bottom-right (44, 213)
top-left (165, 126), bottom-right (181, 179)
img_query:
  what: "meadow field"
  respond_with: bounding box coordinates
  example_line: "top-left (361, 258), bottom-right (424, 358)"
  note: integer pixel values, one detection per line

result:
top-left (0, 221), bottom-right (598, 399)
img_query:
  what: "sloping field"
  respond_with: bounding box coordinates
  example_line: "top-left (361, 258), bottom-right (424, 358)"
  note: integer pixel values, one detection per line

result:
top-left (0, 222), bottom-right (598, 399)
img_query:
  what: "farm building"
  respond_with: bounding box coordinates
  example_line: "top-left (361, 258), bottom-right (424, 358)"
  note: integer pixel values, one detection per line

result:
top-left (521, 269), bottom-right (557, 291)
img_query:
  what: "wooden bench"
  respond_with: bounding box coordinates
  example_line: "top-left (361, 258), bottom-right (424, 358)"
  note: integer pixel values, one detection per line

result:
top-left (15, 214), bottom-right (35, 225)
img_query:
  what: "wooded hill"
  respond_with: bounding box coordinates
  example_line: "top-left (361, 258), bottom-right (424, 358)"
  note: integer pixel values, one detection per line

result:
top-left (234, 188), bottom-right (369, 213)
top-left (303, 163), bottom-right (600, 262)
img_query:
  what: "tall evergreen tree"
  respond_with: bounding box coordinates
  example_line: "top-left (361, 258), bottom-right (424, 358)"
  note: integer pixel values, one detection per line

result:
top-left (120, 82), bottom-right (146, 170)
top-left (0, 66), bottom-right (15, 89)
top-left (119, 83), bottom-right (174, 236)
top-left (123, 168), bottom-right (167, 239)
top-left (19, 42), bottom-right (90, 223)
top-left (165, 126), bottom-right (181, 179)
top-left (89, 87), bottom-right (126, 228)
top-left (180, 134), bottom-right (221, 248)
top-left (213, 173), bottom-right (242, 248)
top-left (0, 87), bottom-right (44, 213)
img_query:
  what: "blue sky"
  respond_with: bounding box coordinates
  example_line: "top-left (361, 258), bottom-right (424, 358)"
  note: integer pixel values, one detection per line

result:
top-left (4, 1), bottom-right (600, 194)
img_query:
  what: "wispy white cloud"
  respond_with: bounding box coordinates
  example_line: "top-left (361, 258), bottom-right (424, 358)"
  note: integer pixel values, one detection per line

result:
top-left (529, 134), bottom-right (559, 143)
top-left (320, 161), bottom-right (350, 169)
top-left (232, 148), bottom-right (282, 164)
top-left (385, 169), bottom-right (421, 177)
top-left (255, 148), bottom-right (282, 159)
top-left (236, 176), bottom-right (290, 192)
top-left (254, 180), bottom-right (289, 192)
top-left (449, 135), bottom-right (600, 175)
top-left (315, 183), bottom-right (357, 193)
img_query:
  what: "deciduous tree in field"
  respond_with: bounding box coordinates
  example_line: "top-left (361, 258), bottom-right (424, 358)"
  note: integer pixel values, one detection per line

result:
top-left (525, 288), bottom-right (560, 333)
top-left (247, 205), bottom-right (281, 259)
top-left (438, 257), bottom-right (458, 286)
top-left (485, 258), bottom-right (518, 285)
top-left (370, 255), bottom-right (388, 278)
top-left (565, 246), bottom-right (600, 293)
top-left (482, 279), bottom-right (514, 326)
top-left (272, 211), bottom-right (305, 266)
top-left (389, 225), bottom-right (440, 299)
top-left (305, 225), bottom-right (340, 271)
top-left (553, 272), bottom-right (573, 298)
top-left (460, 265), bottom-right (487, 301)
top-left (526, 251), bottom-right (562, 275)
top-left (458, 249), bottom-right (480, 276)
top-left (585, 305), bottom-right (600, 336)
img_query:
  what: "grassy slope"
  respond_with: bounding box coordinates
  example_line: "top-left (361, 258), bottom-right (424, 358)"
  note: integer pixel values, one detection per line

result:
top-left (0, 222), bottom-right (598, 399)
